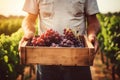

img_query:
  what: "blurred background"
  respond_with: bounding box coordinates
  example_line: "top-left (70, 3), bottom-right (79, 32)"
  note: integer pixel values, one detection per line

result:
top-left (0, 0), bottom-right (120, 80)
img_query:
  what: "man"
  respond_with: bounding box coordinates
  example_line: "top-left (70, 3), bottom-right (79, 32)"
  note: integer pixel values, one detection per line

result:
top-left (19, 0), bottom-right (100, 80)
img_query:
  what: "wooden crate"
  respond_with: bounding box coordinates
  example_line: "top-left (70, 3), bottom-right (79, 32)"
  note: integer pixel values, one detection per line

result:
top-left (20, 36), bottom-right (95, 66)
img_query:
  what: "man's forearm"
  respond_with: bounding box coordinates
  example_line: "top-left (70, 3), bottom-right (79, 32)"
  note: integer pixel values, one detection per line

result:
top-left (22, 13), bottom-right (38, 38)
top-left (87, 14), bottom-right (100, 36)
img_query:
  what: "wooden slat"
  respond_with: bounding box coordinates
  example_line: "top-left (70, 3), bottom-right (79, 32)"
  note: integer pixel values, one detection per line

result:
top-left (26, 47), bottom-right (90, 66)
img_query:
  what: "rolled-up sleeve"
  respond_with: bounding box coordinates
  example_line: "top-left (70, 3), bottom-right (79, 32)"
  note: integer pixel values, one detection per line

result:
top-left (23, 0), bottom-right (39, 14)
top-left (85, 0), bottom-right (99, 15)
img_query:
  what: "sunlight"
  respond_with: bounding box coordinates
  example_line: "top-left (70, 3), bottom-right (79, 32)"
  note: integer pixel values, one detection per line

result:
top-left (97, 0), bottom-right (120, 13)
top-left (0, 0), bottom-right (26, 16)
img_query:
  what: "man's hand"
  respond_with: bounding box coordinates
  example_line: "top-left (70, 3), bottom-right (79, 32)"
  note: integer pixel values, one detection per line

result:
top-left (18, 36), bottom-right (30, 51)
top-left (88, 34), bottom-right (99, 53)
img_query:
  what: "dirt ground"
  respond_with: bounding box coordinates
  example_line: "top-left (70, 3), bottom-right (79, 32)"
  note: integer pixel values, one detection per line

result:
top-left (17, 53), bottom-right (120, 80)
top-left (91, 53), bottom-right (120, 80)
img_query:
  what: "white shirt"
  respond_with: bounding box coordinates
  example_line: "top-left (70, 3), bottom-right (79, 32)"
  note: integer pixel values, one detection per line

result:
top-left (23, 0), bottom-right (99, 35)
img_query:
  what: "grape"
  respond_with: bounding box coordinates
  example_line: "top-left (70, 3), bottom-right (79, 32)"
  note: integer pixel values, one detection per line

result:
top-left (59, 38), bottom-right (74, 47)
top-left (28, 28), bottom-right (85, 48)
top-left (51, 43), bottom-right (59, 47)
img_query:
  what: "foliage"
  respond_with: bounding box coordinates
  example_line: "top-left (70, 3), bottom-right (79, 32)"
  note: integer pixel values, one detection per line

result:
top-left (0, 29), bottom-right (25, 80)
top-left (97, 13), bottom-right (120, 77)
top-left (0, 15), bottom-right (24, 35)
top-left (0, 15), bottom-right (38, 80)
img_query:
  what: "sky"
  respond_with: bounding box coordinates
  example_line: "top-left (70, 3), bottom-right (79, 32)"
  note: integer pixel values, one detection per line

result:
top-left (0, 0), bottom-right (120, 16)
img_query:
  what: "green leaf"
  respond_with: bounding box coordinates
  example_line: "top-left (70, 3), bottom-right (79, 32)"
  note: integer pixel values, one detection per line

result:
top-left (8, 64), bottom-right (13, 72)
top-left (4, 55), bottom-right (8, 63)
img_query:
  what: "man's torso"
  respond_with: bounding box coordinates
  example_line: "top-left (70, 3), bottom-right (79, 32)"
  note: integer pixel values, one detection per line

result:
top-left (38, 0), bottom-right (86, 34)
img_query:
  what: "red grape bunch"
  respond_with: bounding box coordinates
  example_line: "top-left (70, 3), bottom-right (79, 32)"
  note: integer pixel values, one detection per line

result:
top-left (30, 29), bottom-right (62, 46)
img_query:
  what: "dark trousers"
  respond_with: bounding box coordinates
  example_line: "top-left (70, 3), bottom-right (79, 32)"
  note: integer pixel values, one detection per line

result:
top-left (37, 65), bottom-right (92, 80)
